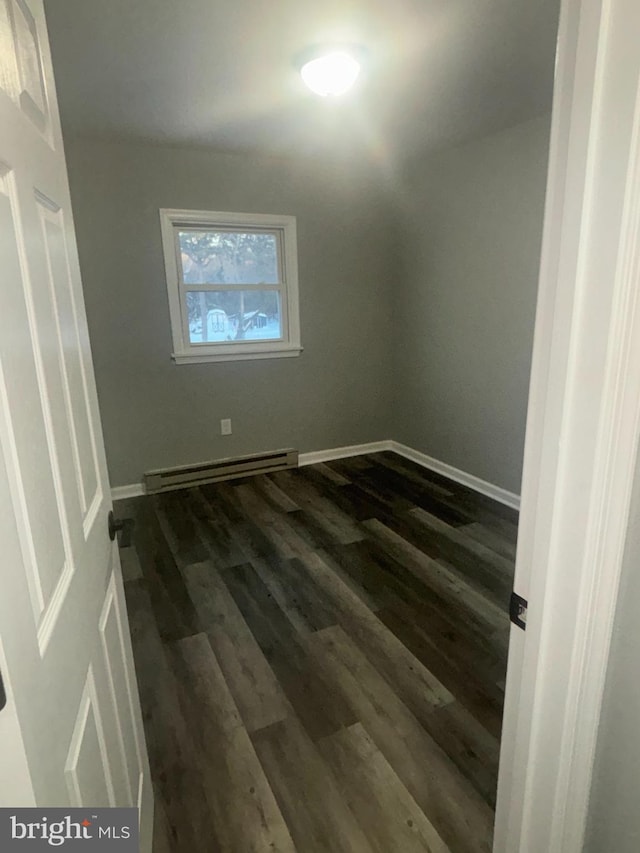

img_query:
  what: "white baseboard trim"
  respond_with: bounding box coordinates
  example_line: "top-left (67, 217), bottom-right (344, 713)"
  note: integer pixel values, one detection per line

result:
top-left (390, 441), bottom-right (521, 510)
top-left (111, 440), bottom-right (520, 510)
top-left (298, 441), bottom-right (393, 467)
top-left (111, 483), bottom-right (145, 501)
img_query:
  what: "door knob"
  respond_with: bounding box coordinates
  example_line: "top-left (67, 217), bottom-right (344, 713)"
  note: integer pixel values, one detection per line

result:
top-left (108, 510), bottom-right (125, 542)
top-left (108, 511), bottom-right (134, 546)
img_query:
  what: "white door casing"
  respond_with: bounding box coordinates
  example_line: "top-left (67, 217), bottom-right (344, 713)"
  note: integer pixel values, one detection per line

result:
top-left (495, 0), bottom-right (640, 850)
top-left (0, 0), bottom-right (152, 845)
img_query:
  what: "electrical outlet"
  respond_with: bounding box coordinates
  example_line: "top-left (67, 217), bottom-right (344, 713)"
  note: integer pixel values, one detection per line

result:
top-left (220, 418), bottom-right (232, 435)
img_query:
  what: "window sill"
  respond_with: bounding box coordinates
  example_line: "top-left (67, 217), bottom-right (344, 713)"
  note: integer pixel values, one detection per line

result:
top-left (171, 346), bottom-right (303, 364)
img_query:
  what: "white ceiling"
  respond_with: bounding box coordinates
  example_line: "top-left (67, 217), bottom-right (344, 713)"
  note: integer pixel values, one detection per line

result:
top-left (44, 0), bottom-right (560, 162)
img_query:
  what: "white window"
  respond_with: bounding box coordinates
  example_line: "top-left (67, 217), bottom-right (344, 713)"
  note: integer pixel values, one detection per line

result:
top-left (159, 208), bottom-right (302, 363)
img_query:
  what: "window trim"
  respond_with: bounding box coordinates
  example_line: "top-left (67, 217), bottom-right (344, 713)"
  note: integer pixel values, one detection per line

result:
top-left (159, 208), bottom-right (302, 364)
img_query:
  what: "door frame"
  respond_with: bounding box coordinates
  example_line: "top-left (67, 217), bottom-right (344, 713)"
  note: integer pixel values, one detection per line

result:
top-left (494, 0), bottom-right (640, 849)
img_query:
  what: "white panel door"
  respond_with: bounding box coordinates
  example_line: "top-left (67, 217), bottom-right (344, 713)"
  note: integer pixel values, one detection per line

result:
top-left (0, 0), bottom-right (152, 846)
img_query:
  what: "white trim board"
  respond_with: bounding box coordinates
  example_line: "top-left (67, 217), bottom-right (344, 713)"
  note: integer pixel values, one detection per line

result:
top-left (298, 441), bottom-right (393, 466)
top-left (111, 441), bottom-right (521, 510)
top-left (389, 442), bottom-right (521, 510)
top-left (301, 440), bottom-right (520, 509)
top-left (111, 483), bottom-right (145, 501)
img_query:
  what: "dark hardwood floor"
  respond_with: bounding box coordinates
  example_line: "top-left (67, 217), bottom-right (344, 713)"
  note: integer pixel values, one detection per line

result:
top-left (116, 451), bottom-right (517, 853)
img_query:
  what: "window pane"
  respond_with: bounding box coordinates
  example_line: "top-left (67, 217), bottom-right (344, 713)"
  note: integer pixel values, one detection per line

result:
top-left (186, 290), bottom-right (282, 344)
top-left (178, 229), bottom-right (279, 285)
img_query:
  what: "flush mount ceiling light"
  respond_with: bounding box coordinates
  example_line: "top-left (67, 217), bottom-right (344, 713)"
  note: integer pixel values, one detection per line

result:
top-left (298, 47), bottom-right (363, 97)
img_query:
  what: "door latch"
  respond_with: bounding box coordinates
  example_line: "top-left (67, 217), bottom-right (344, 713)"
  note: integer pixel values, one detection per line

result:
top-left (510, 592), bottom-right (528, 630)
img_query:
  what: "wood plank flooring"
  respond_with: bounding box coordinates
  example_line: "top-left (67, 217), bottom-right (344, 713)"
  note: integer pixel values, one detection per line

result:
top-left (116, 451), bottom-right (517, 853)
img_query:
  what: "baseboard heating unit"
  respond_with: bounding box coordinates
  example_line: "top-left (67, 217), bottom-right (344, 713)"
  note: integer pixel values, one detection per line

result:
top-left (143, 448), bottom-right (298, 494)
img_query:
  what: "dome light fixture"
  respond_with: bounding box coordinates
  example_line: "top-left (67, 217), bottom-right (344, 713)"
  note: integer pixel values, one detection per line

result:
top-left (298, 47), bottom-right (363, 97)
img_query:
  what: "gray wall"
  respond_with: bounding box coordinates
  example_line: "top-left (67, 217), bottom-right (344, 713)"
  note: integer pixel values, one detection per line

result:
top-left (393, 115), bottom-right (551, 494)
top-left (585, 447), bottom-right (640, 852)
top-left (66, 139), bottom-right (395, 487)
top-left (66, 117), bottom-right (550, 492)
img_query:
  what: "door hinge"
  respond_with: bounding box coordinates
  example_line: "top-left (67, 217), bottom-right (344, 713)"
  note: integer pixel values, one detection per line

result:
top-left (510, 592), bottom-right (528, 630)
